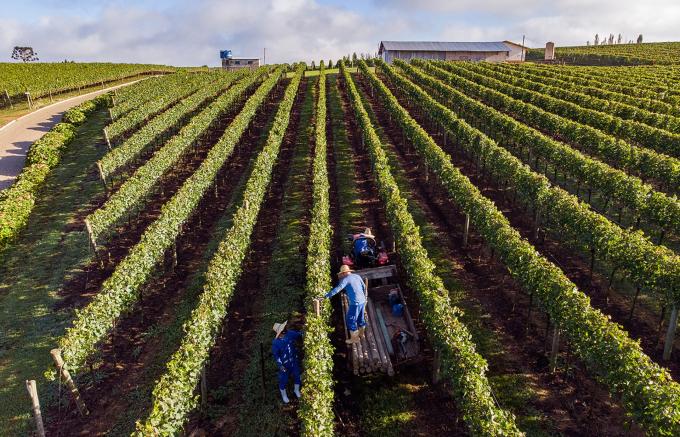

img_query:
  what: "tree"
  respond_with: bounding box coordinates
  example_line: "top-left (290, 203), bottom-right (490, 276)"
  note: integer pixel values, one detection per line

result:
top-left (617, 33), bottom-right (623, 44)
top-left (328, 59), bottom-right (332, 69)
top-left (594, 34), bottom-right (599, 45)
top-left (11, 46), bottom-right (39, 62)
top-left (352, 52), bottom-right (358, 66)
top-left (311, 60), bottom-right (316, 70)
top-left (637, 34), bottom-right (643, 43)
top-left (608, 33), bottom-right (614, 44)
top-left (586, 40), bottom-right (590, 46)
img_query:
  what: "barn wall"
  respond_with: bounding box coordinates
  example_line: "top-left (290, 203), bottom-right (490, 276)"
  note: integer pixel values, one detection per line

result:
top-left (382, 49), bottom-right (509, 63)
top-left (445, 51), bottom-right (508, 61)
top-left (505, 45), bottom-right (526, 61)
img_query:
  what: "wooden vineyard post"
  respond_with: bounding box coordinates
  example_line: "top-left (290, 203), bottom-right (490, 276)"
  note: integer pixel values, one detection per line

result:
top-left (534, 208), bottom-right (541, 241)
top-left (96, 162), bottom-right (108, 193)
top-left (103, 128), bottom-right (112, 150)
top-left (313, 298), bottom-right (321, 317)
top-left (549, 325), bottom-right (561, 373)
top-left (50, 349), bottom-right (89, 416)
top-left (628, 286), bottom-right (641, 322)
top-left (4, 89), bottom-right (13, 109)
top-left (462, 213), bottom-right (470, 248)
top-left (25, 92), bottom-right (33, 110)
top-left (260, 342), bottom-right (267, 399)
top-left (49, 90), bottom-right (53, 103)
top-left (526, 293), bottom-right (534, 332)
top-left (84, 219), bottom-right (98, 253)
top-left (663, 304), bottom-right (679, 361)
top-left (108, 108), bottom-right (113, 122)
top-left (200, 366), bottom-right (208, 408)
top-left (432, 349), bottom-right (442, 384)
top-left (25, 380), bottom-right (46, 437)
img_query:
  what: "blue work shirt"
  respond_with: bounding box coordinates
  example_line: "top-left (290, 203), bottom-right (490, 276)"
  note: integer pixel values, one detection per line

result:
top-left (272, 330), bottom-right (302, 369)
top-left (354, 237), bottom-right (370, 255)
top-left (325, 272), bottom-right (366, 305)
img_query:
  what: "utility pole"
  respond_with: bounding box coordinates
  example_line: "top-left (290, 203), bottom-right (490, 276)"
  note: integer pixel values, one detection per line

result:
top-left (263, 47), bottom-right (266, 65)
top-left (521, 34), bottom-right (526, 62)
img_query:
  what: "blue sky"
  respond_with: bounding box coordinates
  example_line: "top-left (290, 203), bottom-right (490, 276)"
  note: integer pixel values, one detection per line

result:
top-left (2, 0), bottom-right (679, 65)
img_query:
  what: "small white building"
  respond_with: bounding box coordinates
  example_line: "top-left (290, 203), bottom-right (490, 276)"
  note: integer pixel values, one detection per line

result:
top-left (222, 57), bottom-right (260, 71)
top-left (503, 40), bottom-right (528, 62)
top-left (378, 41), bottom-right (527, 63)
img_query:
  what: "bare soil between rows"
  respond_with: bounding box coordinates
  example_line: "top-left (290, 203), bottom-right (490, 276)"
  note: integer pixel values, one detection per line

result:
top-left (403, 67), bottom-right (680, 374)
top-left (361, 72), bottom-right (644, 436)
top-left (56, 80), bottom-right (261, 314)
top-left (330, 73), bottom-right (468, 436)
top-left (43, 79), bottom-right (287, 436)
top-left (185, 77), bottom-right (307, 436)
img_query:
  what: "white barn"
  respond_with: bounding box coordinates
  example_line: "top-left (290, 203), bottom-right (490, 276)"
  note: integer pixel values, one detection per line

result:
top-left (378, 41), bottom-right (527, 63)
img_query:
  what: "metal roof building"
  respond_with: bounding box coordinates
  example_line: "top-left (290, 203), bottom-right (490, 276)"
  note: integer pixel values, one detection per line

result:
top-left (378, 40), bottom-right (526, 63)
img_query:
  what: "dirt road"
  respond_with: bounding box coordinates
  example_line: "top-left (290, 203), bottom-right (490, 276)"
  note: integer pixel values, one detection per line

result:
top-left (0, 81), bottom-right (139, 190)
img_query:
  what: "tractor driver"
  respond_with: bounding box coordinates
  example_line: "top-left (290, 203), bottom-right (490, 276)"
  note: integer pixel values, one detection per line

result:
top-left (352, 227), bottom-right (376, 268)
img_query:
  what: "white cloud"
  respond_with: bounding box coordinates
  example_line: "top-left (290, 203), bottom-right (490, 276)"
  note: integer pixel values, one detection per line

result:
top-left (1, 0), bottom-right (389, 65)
top-left (0, 0), bottom-right (678, 65)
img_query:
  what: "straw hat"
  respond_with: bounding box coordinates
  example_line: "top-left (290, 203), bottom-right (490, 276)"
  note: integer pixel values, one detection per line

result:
top-left (337, 264), bottom-right (353, 277)
top-left (363, 227), bottom-right (375, 238)
top-left (273, 321), bottom-right (287, 338)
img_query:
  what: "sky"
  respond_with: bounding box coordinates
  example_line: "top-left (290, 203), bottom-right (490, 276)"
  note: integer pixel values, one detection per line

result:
top-left (1, 0), bottom-right (679, 66)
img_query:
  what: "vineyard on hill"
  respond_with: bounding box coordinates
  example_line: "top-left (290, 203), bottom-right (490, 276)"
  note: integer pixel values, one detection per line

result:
top-left (1, 56), bottom-right (680, 437)
top-left (527, 41), bottom-right (680, 65)
top-left (0, 62), bottom-right (175, 105)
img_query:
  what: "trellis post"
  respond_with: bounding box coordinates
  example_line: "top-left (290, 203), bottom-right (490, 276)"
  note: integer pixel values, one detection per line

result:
top-left (84, 219), bottom-right (98, 253)
top-left (200, 366), bottom-right (208, 407)
top-left (432, 349), bottom-right (441, 383)
top-left (462, 213), bottom-right (470, 248)
top-left (260, 342), bottom-right (267, 399)
top-left (4, 89), bottom-right (13, 109)
top-left (50, 349), bottom-right (89, 416)
top-left (103, 128), bottom-right (112, 150)
top-left (26, 380), bottom-right (45, 437)
top-left (96, 162), bottom-right (108, 192)
top-left (663, 304), bottom-right (679, 361)
top-left (549, 325), bottom-right (561, 372)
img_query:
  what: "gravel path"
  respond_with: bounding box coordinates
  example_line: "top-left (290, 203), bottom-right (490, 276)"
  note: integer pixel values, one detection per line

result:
top-left (0, 81), bottom-right (139, 190)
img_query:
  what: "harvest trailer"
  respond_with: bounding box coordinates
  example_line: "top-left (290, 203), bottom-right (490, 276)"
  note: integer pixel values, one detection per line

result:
top-left (341, 264), bottom-right (420, 376)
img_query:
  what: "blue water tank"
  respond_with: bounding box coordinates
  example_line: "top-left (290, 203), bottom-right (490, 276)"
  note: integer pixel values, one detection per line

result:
top-left (220, 50), bottom-right (233, 60)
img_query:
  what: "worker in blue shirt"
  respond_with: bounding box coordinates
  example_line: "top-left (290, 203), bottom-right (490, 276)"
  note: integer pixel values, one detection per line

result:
top-left (319, 264), bottom-right (367, 344)
top-left (272, 321), bottom-right (302, 404)
top-left (352, 227), bottom-right (375, 268)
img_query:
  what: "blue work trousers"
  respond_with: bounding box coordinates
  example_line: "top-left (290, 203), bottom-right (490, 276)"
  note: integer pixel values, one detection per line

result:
top-left (346, 303), bottom-right (367, 332)
top-left (278, 363), bottom-right (301, 390)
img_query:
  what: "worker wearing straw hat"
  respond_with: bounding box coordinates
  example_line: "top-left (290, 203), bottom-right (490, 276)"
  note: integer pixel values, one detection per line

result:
top-left (318, 264), bottom-right (367, 344)
top-left (352, 227), bottom-right (376, 269)
top-left (272, 321), bottom-right (303, 404)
